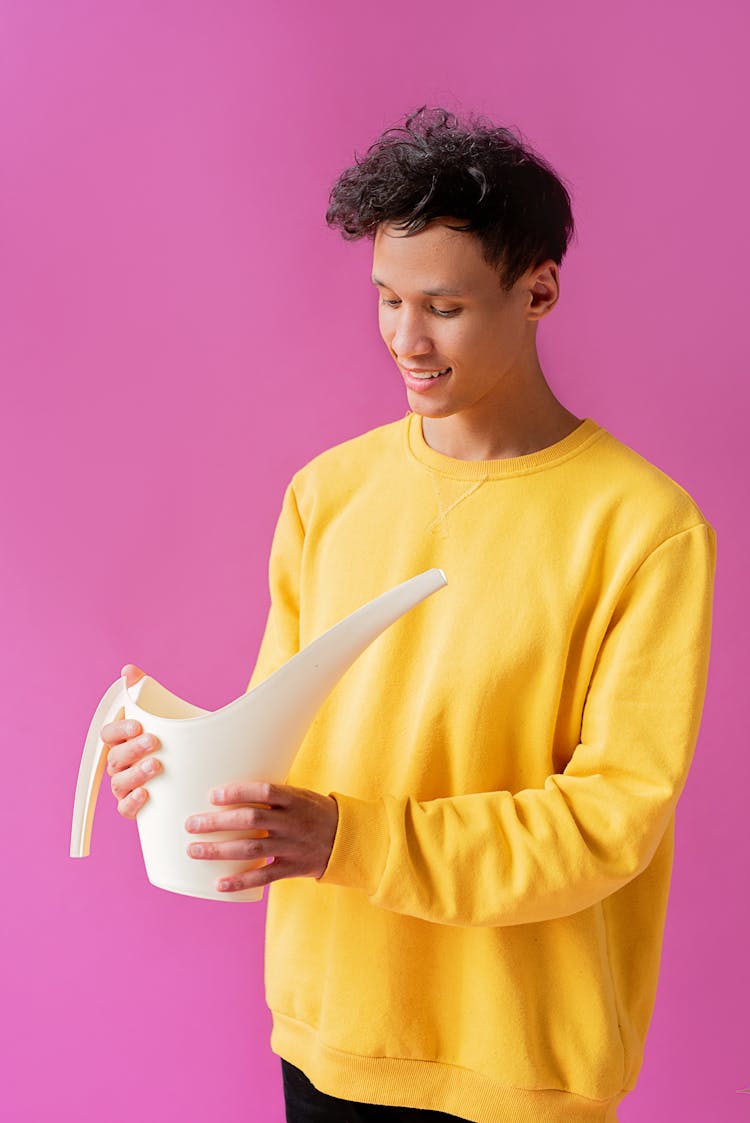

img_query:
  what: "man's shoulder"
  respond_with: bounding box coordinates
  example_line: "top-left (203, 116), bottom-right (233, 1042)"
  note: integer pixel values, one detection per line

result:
top-left (591, 423), bottom-right (712, 537)
top-left (291, 416), bottom-right (406, 491)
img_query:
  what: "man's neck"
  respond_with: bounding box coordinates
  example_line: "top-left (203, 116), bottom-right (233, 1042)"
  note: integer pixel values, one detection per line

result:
top-left (421, 397), bottom-right (582, 462)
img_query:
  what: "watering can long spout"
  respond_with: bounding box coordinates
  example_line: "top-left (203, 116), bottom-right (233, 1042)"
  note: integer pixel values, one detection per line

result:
top-left (70, 568), bottom-right (447, 901)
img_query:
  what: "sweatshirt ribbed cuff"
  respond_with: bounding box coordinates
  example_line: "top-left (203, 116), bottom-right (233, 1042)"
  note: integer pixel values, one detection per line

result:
top-left (317, 791), bottom-right (390, 896)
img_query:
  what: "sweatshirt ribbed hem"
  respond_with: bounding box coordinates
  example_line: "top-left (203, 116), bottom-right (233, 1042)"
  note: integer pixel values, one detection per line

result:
top-left (319, 791), bottom-right (390, 893)
top-left (270, 1011), bottom-right (624, 1123)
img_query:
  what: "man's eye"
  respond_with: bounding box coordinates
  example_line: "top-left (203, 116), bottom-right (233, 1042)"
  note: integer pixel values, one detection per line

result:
top-left (379, 299), bottom-right (458, 317)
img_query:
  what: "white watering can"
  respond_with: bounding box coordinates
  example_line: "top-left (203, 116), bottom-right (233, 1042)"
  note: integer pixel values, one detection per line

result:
top-left (70, 568), bottom-right (447, 902)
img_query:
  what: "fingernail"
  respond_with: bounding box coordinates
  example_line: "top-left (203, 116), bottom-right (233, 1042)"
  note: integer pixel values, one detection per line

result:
top-left (142, 758), bottom-right (157, 775)
top-left (189, 844), bottom-right (205, 857)
top-left (218, 880), bottom-right (233, 891)
top-left (125, 721), bottom-right (140, 735)
top-left (186, 816), bottom-right (202, 831)
top-left (139, 734), bottom-right (154, 749)
top-left (210, 788), bottom-right (224, 802)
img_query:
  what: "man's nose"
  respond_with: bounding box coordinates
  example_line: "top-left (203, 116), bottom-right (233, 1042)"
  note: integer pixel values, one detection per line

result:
top-left (390, 310), bottom-right (432, 358)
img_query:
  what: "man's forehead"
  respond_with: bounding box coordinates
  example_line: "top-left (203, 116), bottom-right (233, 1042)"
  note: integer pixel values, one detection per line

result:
top-left (370, 274), bottom-right (467, 297)
top-left (371, 220), bottom-right (493, 294)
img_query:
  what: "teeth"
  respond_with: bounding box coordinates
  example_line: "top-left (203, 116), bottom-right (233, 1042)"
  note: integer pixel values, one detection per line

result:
top-left (410, 368), bottom-right (449, 379)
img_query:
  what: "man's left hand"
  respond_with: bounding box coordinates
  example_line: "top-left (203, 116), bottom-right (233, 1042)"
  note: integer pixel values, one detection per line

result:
top-left (184, 782), bottom-right (339, 893)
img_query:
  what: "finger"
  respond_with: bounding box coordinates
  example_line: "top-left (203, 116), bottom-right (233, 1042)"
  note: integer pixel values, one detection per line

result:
top-left (186, 835), bottom-right (276, 862)
top-left (110, 753), bottom-right (162, 800)
top-left (117, 786), bottom-right (149, 819)
top-left (185, 806), bottom-right (274, 833)
top-left (209, 781), bottom-right (291, 808)
top-left (107, 732), bottom-right (160, 775)
top-left (100, 718), bottom-right (142, 746)
top-left (121, 664), bottom-right (146, 687)
top-left (217, 857), bottom-right (291, 893)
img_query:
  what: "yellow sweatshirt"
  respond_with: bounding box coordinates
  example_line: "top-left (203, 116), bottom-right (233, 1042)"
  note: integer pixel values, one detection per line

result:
top-left (246, 414), bottom-right (716, 1123)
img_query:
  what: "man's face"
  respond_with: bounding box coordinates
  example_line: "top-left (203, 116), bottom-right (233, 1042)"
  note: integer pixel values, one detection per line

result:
top-left (371, 219), bottom-right (554, 423)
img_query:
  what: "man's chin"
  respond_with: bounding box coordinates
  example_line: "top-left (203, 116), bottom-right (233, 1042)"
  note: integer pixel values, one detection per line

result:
top-left (405, 392), bottom-right (455, 419)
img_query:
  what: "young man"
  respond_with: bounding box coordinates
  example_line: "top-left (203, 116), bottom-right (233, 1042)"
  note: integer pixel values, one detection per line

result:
top-left (103, 107), bottom-right (716, 1122)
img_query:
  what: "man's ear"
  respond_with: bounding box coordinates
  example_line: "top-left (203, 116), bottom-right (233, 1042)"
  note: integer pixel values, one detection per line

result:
top-left (527, 261), bottom-right (559, 319)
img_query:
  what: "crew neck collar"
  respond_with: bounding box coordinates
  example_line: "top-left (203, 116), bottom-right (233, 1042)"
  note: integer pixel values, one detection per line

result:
top-left (404, 412), bottom-right (603, 479)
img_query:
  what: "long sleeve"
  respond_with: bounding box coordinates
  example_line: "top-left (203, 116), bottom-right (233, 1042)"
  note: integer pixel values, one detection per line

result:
top-left (245, 480), bottom-right (304, 693)
top-left (318, 521), bottom-right (717, 927)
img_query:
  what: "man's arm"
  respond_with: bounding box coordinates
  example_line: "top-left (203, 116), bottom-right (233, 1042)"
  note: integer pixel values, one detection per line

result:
top-left (317, 521), bottom-right (717, 926)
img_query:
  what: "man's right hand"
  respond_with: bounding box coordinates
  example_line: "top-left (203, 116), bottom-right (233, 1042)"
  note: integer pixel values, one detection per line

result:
top-left (101, 663), bottom-right (162, 819)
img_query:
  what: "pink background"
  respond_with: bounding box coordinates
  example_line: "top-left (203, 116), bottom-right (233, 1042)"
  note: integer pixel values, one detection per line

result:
top-left (2, 1), bottom-right (747, 1119)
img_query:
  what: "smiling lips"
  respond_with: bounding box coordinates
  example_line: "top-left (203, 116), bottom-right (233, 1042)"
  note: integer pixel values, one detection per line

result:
top-left (400, 365), bottom-right (452, 391)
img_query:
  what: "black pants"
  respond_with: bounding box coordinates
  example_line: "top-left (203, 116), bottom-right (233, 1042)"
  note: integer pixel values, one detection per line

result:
top-left (281, 1059), bottom-right (470, 1122)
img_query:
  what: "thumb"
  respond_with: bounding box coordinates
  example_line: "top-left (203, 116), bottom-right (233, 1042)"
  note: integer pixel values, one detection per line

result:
top-left (121, 663), bottom-right (147, 688)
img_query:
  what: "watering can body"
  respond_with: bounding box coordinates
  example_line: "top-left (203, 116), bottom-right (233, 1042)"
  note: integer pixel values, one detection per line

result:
top-left (70, 568), bottom-right (447, 902)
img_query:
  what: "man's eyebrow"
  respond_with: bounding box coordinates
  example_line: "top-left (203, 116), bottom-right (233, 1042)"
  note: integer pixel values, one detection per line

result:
top-left (370, 275), bottom-right (466, 297)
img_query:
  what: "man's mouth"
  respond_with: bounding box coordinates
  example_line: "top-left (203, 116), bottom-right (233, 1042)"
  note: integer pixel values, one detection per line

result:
top-left (400, 366), bottom-right (452, 390)
top-left (405, 367), bottom-right (451, 379)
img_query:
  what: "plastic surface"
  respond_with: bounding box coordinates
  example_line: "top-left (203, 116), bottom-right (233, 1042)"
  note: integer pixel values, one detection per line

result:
top-left (70, 568), bottom-right (447, 902)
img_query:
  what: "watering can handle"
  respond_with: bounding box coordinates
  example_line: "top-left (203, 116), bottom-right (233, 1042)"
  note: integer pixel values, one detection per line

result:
top-left (70, 676), bottom-right (128, 858)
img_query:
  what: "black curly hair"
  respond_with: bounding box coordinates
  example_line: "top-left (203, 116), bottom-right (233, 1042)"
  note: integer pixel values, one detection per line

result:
top-left (326, 106), bottom-right (576, 293)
